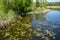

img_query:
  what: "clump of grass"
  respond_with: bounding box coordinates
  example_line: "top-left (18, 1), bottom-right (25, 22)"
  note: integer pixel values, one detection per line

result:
top-left (0, 10), bottom-right (15, 20)
top-left (0, 10), bottom-right (7, 20)
top-left (6, 10), bottom-right (15, 19)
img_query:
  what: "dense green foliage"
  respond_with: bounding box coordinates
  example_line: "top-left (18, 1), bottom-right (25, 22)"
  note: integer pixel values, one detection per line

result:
top-left (0, 0), bottom-right (32, 14)
top-left (40, 0), bottom-right (48, 7)
top-left (36, 0), bottom-right (48, 7)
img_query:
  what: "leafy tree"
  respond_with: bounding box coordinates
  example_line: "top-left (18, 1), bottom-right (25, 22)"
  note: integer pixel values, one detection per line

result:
top-left (40, 0), bottom-right (48, 7)
top-left (0, 0), bottom-right (33, 15)
top-left (36, 0), bottom-right (40, 7)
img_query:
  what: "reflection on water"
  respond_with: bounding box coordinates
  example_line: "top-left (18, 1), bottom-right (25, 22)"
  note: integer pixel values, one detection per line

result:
top-left (31, 10), bottom-right (60, 40)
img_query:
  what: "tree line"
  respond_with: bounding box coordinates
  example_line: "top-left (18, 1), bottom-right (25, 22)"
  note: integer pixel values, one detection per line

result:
top-left (47, 2), bottom-right (60, 6)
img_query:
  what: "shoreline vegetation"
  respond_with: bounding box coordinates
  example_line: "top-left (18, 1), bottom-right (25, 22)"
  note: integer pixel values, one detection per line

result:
top-left (28, 8), bottom-right (50, 14)
top-left (0, 7), bottom-right (50, 26)
top-left (29, 6), bottom-right (60, 14)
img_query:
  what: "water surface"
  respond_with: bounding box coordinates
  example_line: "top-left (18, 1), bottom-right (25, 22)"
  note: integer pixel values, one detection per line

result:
top-left (31, 10), bottom-right (60, 40)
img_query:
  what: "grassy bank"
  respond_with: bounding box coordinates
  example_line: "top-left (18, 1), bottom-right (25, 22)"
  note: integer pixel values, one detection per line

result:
top-left (28, 7), bottom-right (50, 14)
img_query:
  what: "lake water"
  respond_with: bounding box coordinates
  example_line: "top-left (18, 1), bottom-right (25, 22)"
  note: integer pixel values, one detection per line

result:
top-left (31, 10), bottom-right (60, 40)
